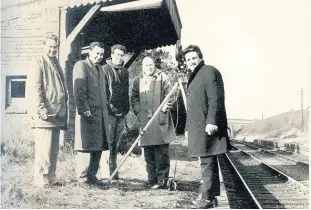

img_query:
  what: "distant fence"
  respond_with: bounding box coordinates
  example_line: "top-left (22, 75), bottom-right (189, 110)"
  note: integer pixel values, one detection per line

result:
top-left (253, 139), bottom-right (309, 156)
top-left (253, 139), bottom-right (279, 148)
top-left (283, 143), bottom-right (309, 154)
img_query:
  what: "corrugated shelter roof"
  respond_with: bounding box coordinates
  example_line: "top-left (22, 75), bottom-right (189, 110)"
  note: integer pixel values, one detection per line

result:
top-left (64, 0), bottom-right (106, 8)
top-left (1, 0), bottom-right (113, 11)
top-left (2, 0), bottom-right (181, 52)
top-left (66, 0), bottom-right (181, 52)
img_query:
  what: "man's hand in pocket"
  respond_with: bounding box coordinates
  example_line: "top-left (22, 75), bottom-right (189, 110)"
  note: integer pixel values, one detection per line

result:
top-left (82, 111), bottom-right (92, 117)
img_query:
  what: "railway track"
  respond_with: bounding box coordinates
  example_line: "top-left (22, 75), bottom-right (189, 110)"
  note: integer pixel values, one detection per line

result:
top-left (237, 140), bottom-right (309, 164)
top-left (232, 141), bottom-right (309, 188)
top-left (218, 151), bottom-right (259, 209)
top-left (219, 145), bottom-right (309, 209)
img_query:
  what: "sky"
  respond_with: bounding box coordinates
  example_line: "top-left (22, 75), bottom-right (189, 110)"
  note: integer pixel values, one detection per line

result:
top-left (1, 0), bottom-right (311, 120)
top-left (176, 0), bottom-right (311, 120)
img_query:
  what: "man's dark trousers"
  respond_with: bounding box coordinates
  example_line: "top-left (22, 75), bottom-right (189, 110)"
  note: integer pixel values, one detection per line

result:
top-left (200, 155), bottom-right (220, 200)
top-left (108, 116), bottom-right (125, 179)
top-left (143, 144), bottom-right (170, 184)
top-left (77, 151), bottom-right (102, 179)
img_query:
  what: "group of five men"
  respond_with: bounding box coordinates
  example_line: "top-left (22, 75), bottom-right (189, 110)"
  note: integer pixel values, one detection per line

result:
top-left (27, 34), bottom-right (230, 209)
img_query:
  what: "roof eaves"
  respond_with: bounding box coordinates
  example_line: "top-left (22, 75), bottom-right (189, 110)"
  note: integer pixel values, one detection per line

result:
top-left (66, 0), bottom-right (108, 9)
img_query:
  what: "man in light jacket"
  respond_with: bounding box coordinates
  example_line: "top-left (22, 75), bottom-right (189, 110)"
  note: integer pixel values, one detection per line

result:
top-left (73, 42), bottom-right (110, 185)
top-left (131, 55), bottom-right (176, 189)
top-left (27, 34), bottom-right (68, 188)
top-left (102, 44), bottom-right (130, 180)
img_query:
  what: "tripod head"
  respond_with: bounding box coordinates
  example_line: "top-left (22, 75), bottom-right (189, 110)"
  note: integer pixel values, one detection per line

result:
top-left (175, 51), bottom-right (187, 74)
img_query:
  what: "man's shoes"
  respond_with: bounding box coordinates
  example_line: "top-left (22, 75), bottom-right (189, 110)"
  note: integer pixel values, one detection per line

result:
top-left (150, 183), bottom-right (167, 189)
top-left (79, 176), bottom-right (98, 184)
top-left (78, 176), bottom-right (106, 186)
top-left (150, 180), bottom-right (168, 190)
top-left (213, 197), bottom-right (218, 206)
top-left (145, 181), bottom-right (156, 189)
top-left (49, 181), bottom-right (63, 187)
top-left (191, 198), bottom-right (218, 209)
top-left (194, 194), bottom-right (202, 202)
top-left (145, 179), bottom-right (160, 189)
top-left (39, 180), bottom-right (63, 188)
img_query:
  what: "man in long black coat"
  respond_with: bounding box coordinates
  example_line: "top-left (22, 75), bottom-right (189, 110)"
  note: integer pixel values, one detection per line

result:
top-left (73, 42), bottom-right (110, 185)
top-left (181, 45), bottom-right (231, 208)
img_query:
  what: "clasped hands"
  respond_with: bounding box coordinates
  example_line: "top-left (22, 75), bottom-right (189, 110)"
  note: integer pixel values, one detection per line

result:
top-left (161, 102), bottom-right (173, 113)
top-left (110, 104), bottom-right (123, 117)
top-left (82, 110), bottom-right (92, 117)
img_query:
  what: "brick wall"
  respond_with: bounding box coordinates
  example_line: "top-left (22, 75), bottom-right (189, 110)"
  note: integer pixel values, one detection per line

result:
top-left (1, 2), bottom-right (61, 143)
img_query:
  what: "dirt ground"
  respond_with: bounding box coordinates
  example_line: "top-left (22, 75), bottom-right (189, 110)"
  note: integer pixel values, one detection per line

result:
top-left (1, 135), bottom-right (203, 209)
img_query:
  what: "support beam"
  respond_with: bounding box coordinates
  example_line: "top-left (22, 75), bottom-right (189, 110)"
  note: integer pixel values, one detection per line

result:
top-left (59, 7), bottom-right (69, 147)
top-left (66, 3), bottom-right (103, 53)
top-left (100, 0), bottom-right (161, 12)
top-left (164, 0), bottom-right (182, 39)
top-left (175, 39), bottom-right (181, 57)
top-left (124, 52), bottom-right (138, 69)
top-left (59, 7), bottom-right (67, 70)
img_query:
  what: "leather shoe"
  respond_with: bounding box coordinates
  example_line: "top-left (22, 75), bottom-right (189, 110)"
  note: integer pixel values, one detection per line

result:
top-left (43, 181), bottom-right (63, 188)
top-left (194, 196), bottom-right (218, 206)
top-left (150, 183), bottom-right (167, 189)
top-left (150, 179), bottom-right (168, 190)
top-left (191, 198), bottom-right (217, 209)
top-left (145, 182), bottom-right (156, 188)
top-left (213, 197), bottom-right (218, 207)
top-left (79, 176), bottom-right (106, 186)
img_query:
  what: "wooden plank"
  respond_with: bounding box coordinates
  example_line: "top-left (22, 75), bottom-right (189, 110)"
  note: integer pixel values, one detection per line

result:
top-left (124, 52), bottom-right (138, 69)
top-left (175, 39), bottom-right (181, 56)
top-left (66, 3), bottom-right (103, 48)
top-left (100, 0), bottom-right (161, 12)
top-left (164, 0), bottom-right (181, 39)
top-left (59, 7), bottom-right (68, 69)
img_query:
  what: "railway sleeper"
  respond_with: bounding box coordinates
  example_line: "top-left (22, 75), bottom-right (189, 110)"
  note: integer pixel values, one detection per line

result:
top-left (255, 195), bottom-right (309, 200)
top-left (263, 204), bottom-right (308, 209)
top-left (258, 199), bottom-right (309, 204)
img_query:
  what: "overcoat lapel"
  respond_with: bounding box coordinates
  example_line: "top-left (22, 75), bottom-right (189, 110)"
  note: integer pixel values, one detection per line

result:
top-left (187, 60), bottom-right (205, 87)
top-left (85, 58), bottom-right (99, 76)
top-left (42, 54), bottom-right (66, 92)
top-left (85, 58), bottom-right (110, 144)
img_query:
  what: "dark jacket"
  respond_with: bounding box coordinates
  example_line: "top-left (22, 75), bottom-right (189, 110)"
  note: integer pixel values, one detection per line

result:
top-left (73, 58), bottom-right (110, 151)
top-left (131, 70), bottom-right (176, 146)
top-left (102, 58), bottom-right (130, 117)
top-left (186, 61), bottom-right (230, 157)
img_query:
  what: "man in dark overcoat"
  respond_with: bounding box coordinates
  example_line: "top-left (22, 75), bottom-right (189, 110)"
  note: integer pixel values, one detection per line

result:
top-left (73, 42), bottom-right (110, 185)
top-left (181, 45), bottom-right (231, 208)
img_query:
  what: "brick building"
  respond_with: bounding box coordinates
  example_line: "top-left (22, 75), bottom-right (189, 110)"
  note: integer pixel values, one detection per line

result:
top-left (1, 0), bottom-right (182, 145)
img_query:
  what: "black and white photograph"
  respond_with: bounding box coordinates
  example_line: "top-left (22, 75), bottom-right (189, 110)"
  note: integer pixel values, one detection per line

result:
top-left (1, 0), bottom-right (310, 208)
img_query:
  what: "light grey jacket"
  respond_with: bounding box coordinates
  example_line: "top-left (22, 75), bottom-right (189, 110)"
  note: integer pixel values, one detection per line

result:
top-left (27, 54), bottom-right (68, 129)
